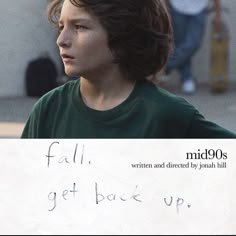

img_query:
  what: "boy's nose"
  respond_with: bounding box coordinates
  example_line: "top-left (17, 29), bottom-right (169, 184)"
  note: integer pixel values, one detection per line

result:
top-left (57, 30), bottom-right (71, 48)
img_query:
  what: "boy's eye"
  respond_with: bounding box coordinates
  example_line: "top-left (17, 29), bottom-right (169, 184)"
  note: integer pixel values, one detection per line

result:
top-left (75, 25), bottom-right (87, 30)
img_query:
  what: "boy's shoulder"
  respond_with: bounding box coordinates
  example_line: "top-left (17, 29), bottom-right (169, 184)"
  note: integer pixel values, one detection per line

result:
top-left (143, 81), bottom-right (194, 111)
top-left (148, 82), bottom-right (201, 126)
top-left (32, 80), bottom-right (79, 111)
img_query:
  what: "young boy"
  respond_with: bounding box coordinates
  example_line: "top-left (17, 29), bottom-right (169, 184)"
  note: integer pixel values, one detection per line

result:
top-left (21, 0), bottom-right (236, 138)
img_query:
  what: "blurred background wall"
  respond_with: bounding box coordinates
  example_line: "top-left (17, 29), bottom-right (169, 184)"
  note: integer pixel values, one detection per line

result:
top-left (0, 0), bottom-right (235, 97)
top-left (0, 0), bottom-right (61, 97)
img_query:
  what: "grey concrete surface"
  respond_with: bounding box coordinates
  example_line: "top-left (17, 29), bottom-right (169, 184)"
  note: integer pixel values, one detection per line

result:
top-left (0, 96), bottom-right (38, 123)
top-left (0, 80), bottom-right (235, 138)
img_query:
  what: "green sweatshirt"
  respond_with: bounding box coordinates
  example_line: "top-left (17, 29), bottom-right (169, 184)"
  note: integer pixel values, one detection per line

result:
top-left (21, 79), bottom-right (236, 138)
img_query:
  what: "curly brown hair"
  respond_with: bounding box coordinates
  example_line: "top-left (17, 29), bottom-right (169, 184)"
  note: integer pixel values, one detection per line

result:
top-left (48, 0), bottom-right (173, 80)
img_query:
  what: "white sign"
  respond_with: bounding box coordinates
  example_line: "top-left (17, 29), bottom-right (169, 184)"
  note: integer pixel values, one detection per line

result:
top-left (0, 140), bottom-right (235, 234)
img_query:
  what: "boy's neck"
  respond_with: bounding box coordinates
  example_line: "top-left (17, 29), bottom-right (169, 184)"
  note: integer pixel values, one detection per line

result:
top-left (79, 75), bottom-right (136, 111)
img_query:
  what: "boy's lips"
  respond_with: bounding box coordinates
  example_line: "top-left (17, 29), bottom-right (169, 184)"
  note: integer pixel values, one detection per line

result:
top-left (61, 54), bottom-right (75, 59)
top-left (61, 54), bottom-right (75, 63)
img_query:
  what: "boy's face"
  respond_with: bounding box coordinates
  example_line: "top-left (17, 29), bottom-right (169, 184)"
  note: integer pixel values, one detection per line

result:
top-left (57, 0), bottom-right (114, 78)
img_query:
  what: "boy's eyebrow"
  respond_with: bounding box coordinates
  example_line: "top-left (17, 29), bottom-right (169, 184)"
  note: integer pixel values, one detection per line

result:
top-left (58, 18), bottom-right (92, 24)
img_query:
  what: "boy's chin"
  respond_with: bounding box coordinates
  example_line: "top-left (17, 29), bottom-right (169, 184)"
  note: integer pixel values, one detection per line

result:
top-left (65, 71), bottom-right (79, 78)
